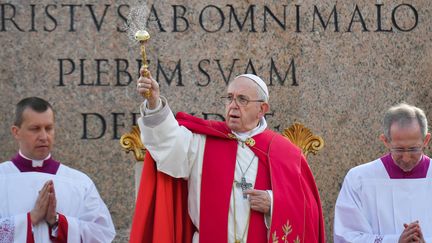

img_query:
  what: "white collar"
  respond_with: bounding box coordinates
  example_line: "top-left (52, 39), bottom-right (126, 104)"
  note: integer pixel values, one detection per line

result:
top-left (19, 150), bottom-right (51, 168)
top-left (232, 117), bottom-right (267, 142)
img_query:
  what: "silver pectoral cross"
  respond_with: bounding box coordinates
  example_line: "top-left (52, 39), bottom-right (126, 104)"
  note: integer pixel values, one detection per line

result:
top-left (236, 177), bottom-right (253, 199)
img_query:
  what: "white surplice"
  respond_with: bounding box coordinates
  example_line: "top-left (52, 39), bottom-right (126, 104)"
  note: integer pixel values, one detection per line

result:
top-left (138, 98), bottom-right (272, 243)
top-left (334, 158), bottom-right (432, 243)
top-left (0, 161), bottom-right (116, 243)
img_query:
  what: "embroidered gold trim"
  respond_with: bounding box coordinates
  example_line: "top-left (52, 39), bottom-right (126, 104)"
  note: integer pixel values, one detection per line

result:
top-left (271, 220), bottom-right (300, 243)
top-left (228, 133), bottom-right (237, 139)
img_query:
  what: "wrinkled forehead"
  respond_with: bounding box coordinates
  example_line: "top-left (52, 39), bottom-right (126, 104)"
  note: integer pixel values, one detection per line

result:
top-left (227, 77), bottom-right (257, 95)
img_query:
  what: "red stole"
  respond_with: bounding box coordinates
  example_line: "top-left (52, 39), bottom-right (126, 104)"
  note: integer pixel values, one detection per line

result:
top-left (26, 213), bottom-right (69, 243)
top-left (199, 131), bottom-right (274, 243)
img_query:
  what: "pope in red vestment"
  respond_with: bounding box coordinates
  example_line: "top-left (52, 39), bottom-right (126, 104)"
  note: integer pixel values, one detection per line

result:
top-left (130, 72), bottom-right (326, 243)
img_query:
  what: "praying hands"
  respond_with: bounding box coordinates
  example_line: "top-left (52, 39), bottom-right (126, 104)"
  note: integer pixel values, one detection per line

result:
top-left (398, 221), bottom-right (425, 243)
top-left (30, 180), bottom-right (57, 226)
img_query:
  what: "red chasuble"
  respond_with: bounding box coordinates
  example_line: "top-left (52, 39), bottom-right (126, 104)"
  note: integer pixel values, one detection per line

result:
top-left (130, 112), bottom-right (326, 243)
top-left (129, 153), bottom-right (194, 243)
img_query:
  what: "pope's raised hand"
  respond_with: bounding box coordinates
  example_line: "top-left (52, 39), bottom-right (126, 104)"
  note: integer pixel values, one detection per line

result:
top-left (137, 66), bottom-right (160, 109)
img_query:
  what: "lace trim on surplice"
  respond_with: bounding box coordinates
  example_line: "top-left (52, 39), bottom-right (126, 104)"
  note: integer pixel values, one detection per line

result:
top-left (0, 217), bottom-right (14, 243)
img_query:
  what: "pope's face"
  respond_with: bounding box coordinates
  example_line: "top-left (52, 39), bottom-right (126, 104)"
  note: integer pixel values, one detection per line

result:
top-left (11, 108), bottom-right (55, 160)
top-left (383, 121), bottom-right (430, 172)
top-left (225, 77), bottom-right (268, 133)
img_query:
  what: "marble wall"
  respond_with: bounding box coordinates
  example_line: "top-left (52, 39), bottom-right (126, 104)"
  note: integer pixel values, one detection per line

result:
top-left (1, 0), bottom-right (431, 241)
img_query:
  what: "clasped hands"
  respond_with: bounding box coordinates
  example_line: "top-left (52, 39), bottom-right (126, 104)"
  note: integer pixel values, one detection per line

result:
top-left (30, 180), bottom-right (57, 226)
top-left (398, 221), bottom-right (425, 243)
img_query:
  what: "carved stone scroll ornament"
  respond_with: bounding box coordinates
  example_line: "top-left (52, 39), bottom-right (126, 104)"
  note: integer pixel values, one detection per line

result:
top-left (119, 125), bottom-right (146, 161)
top-left (282, 122), bottom-right (324, 157)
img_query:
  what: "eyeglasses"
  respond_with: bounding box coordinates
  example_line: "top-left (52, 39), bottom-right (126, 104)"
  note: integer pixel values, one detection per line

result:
top-left (221, 95), bottom-right (264, 107)
top-left (389, 146), bottom-right (424, 155)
